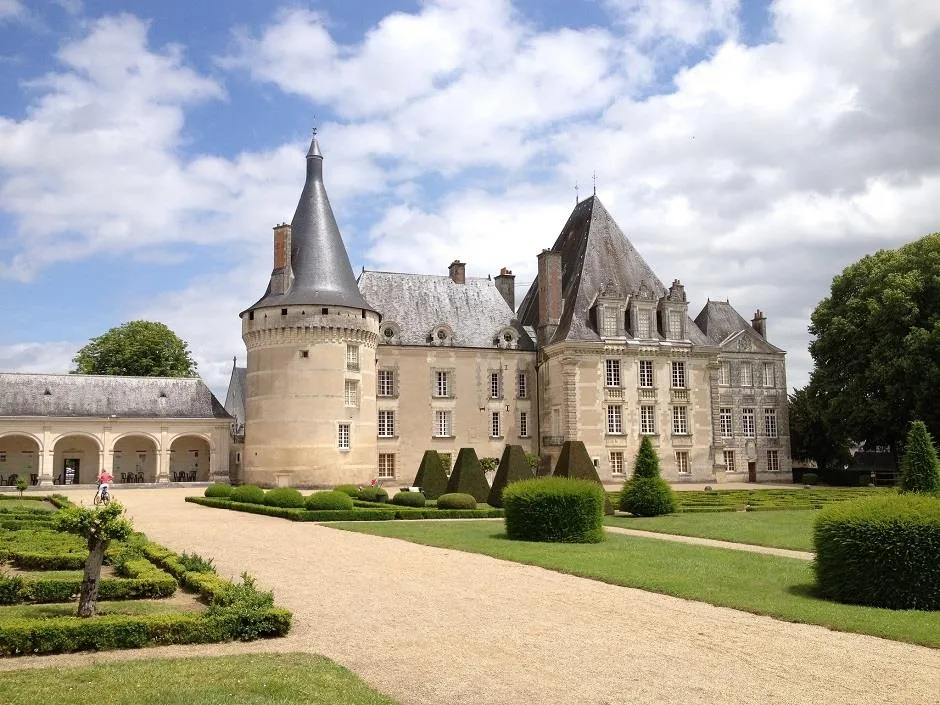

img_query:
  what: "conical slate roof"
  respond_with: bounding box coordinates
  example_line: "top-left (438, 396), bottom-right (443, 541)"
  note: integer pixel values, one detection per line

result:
top-left (245, 134), bottom-right (374, 313)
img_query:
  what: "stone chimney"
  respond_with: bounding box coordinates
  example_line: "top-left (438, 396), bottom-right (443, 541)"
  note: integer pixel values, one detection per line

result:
top-left (448, 260), bottom-right (466, 284)
top-left (537, 249), bottom-right (562, 346)
top-left (494, 267), bottom-right (516, 311)
top-left (270, 222), bottom-right (292, 295)
top-left (752, 309), bottom-right (767, 338)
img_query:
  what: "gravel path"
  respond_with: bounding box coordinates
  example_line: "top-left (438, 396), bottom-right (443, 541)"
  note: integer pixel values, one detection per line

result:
top-left (2, 488), bottom-right (938, 705)
top-left (604, 526), bottom-right (814, 560)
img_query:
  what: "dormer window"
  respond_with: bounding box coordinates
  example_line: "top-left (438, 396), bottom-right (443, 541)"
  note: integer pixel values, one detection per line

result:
top-left (381, 322), bottom-right (401, 345)
top-left (495, 326), bottom-right (518, 349)
top-left (668, 310), bottom-right (683, 340)
top-left (637, 310), bottom-right (651, 338)
top-left (430, 324), bottom-right (453, 346)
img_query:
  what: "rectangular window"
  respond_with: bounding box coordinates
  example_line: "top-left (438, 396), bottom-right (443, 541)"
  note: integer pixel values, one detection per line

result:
top-left (741, 362), bottom-right (753, 387)
top-left (610, 451), bottom-right (624, 475)
top-left (607, 405), bottom-right (623, 434)
top-left (605, 359), bottom-right (621, 387)
top-left (299, 349), bottom-right (309, 359)
top-left (551, 407), bottom-right (561, 436)
top-left (490, 371), bottom-right (501, 399)
top-left (603, 307), bottom-right (618, 336)
top-left (377, 369), bottom-right (394, 397)
top-left (517, 372), bottom-right (528, 399)
top-left (434, 371), bottom-right (450, 398)
top-left (637, 309), bottom-right (651, 338)
top-left (640, 405), bottom-right (655, 434)
top-left (767, 449), bottom-right (780, 472)
top-left (724, 449), bottom-right (736, 472)
top-left (671, 361), bottom-right (686, 389)
top-left (718, 361), bottom-right (730, 386)
top-left (378, 453), bottom-right (395, 478)
top-left (639, 360), bottom-right (653, 388)
top-left (519, 411), bottom-right (529, 438)
top-left (434, 410), bottom-right (451, 437)
top-left (378, 410), bottom-right (395, 438)
top-left (672, 406), bottom-right (688, 435)
top-left (491, 411), bottom-right (501, 438)
top-left (346, 344), bottom-right (359, 371)
top-left (344, 380), bottom-right (358, 408)
top-left (742, 408), bottom-right (756, 437)
top-left (676, 451), bottom-right (690, 474)
top-left (338, 423), bottom-right (350, 450)
top-left (719, 408), bottom-right (733, 437)
top-left (764, 408), bottom-right (778, 438)
top-left (668, 311), bottom-right (682, 339)
top-left (763, 362), bottom-right (776, 388)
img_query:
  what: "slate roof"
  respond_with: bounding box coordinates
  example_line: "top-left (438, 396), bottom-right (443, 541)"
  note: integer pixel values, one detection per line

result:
top-left (358, 271), bottom-right (535, 350)
top-left (517, 196), bottom-right (710, 345)
top-left (224, 365), bottom-right (246, 432)
top-left (694, 300), bottom-right (783, 352)
top-left (0, 373), bottom-right (231, 419)
top-left (244, 135), bottom-right (374, 314)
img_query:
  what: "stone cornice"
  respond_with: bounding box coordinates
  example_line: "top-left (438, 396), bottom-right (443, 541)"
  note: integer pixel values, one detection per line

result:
top-left (244, 325), bottom-right (379, 351)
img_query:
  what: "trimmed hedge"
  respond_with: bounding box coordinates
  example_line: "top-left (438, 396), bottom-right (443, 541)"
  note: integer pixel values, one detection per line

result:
top-left (814, 494), bottom-right (940, 610)
top-left (503, 477), bottom-right (606, 543)
top-left (487, 444), bottom-right (534, 508)
top-left (334, 484), bottom-right (360, 498)
top-left (392, 491), bottom-right (426, 508)
top-left (263, 487), bottom-right (305, 509)
top-left (204, 483), bottom-right (234, 498)
top-left (437, 493), bottom-right (477, 510)
top-left (18, 563), bottom-right (177, 604)
top-left (357, 487), bottom-right (389, 503)
top-left (230, 484), bottom-right (266, 504)
top-left (305, 491), bottom-right (354, 511)
top-left (413, 451), bottom-right (449, 500)
top-left (553, 441), bottom-right (614, 515)
top-left (445, 448), bottom-right (490, 502)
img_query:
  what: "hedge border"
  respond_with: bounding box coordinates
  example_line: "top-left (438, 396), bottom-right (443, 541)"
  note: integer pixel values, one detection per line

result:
top-left (187, 496), bottom-right (503, 521)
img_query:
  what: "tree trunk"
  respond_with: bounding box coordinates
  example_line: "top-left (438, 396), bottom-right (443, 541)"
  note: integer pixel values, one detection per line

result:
top-left (77, 538), bottom-right (109, 618)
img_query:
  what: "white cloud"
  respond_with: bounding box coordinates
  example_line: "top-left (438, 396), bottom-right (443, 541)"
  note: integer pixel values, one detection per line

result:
top-left (604, 0), bottom-right (739, 45)
top-left (0, 0), bottom-right (24, 21)
top-left (0, 341), bottom-right (78, 373)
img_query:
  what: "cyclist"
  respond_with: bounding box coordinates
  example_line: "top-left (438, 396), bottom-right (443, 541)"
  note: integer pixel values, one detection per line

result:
top-left (95, 469), bottom-right (113, 505)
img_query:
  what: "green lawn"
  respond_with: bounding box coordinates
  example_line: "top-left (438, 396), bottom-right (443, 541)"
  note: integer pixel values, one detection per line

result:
top-left (0, 654), bottom-right (401, 705)
top-left (0, 499), bottom-right (56, 512)
top-left (0, 598), bottom-right (205, 618)
top-left (605, 510), bottom-right (816, 551)
top-left (333, 520), bottom-right (940, 648)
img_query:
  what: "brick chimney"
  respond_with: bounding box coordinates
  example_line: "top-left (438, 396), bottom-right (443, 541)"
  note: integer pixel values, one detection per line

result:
top-left (537, 249), bottom-right (562, 346)
top-left (752, 309), bottom-right (767, 338)
top-left (270, 223), bottom-right (292, 295)
top-left (494, 267), bottom-right (516, 311)
top-left (448, 260), bottom-right (466, 284)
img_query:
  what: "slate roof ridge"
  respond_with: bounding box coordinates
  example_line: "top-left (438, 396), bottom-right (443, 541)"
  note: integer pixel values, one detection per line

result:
top-left (0, 371), bottom-right (202, 382)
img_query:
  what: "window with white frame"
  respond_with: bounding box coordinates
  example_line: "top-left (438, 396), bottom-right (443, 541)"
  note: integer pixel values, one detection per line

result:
top-left (344, 380), bottom-right (359, 408)
top-left (603, 307), bottom-right (618, 336)
top-left (639, 360), bottom-right (653, 388)
top-left (338, 423), bottom-right (350, 450)
top-left (491, 411), bottom-right (502, 438)
top-left (741, 362), bottom-right (753, 387)
top-left (640, 405), bottom-right (656, 434)
top-left (378, 453), bottom-right (395, 478)
top-left (490, 371), bottom-right (501, 399)
top-left (672, 406), bottom-right (688, 435)
top-left (676, 451), bottom-right (690, 474)
top-left (517, 372), bottom-right (528, 398)
top-left (668, 311), bottom-right (682, 340)
top-left (718, 361), bottom-right (730, 386)
top-left (607, 405), bottom-right (623, 434)
top-left (764, 408), bottom-right (778, 438)
top-left (719, 408), bottom-right (733, 437)
top-left (434, 371), bottom-right (450, 398)
top-left (434, 410), bottom-right (451, 437)
top-left (377, 369), bottom-right (395, 397)
top-left (671, 361), bottom-right (687, 388)
top-left (346, 344), bottom-right (359, 370)
top-left (763, 362), bottom-right (776, 388)
top-left (742, 408), bottom-right (756, 437)
top-left (605, 359), bottom-right (621, 387)
top-left (767, 449), bottom-right (780, 472)
top-left (610, 451), bottom-right (624, 475)
top-left (519, 411), bottom-right (529, 438)
top-left (378, 410), bottom-right (395, 438)
top-left (637, 309), bottom-right (651, 338)
top-left (724, 449), bottom-right (736, 472)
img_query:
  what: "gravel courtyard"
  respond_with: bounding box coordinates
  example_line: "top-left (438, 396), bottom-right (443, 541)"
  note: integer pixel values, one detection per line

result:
top-left (2, 487), bottom-right (938, 705)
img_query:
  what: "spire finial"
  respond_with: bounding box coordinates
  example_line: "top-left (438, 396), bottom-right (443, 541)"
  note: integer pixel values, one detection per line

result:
top-left (232, 355), bottom-right (236, 368)
top-left (592, 171), bottom-right (597, 196)
top-left (574, 182), bottom-right (579, 205)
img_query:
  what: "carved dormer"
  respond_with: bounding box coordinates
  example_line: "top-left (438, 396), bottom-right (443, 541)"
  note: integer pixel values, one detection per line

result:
top-left (495, 326), bottom-right (519, 349)
top-left (380, 321), bottom-right (401, 345)
top-left (593, 281), bottom-right (627, 338)
top-left (429, 324), bottom-right (453, 346)
top-left (658, 279), bottom-right (688, 341)
top-left (629, 282), bottom-right (659, 339)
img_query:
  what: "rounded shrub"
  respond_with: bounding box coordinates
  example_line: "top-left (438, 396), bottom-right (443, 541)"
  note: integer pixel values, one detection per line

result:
top-left (392, 491), bottom-right (426, 507)
top-left (230, 484), bottom-right (266, 505)
top-left (334, 484), bottom-right (360, 498)
top-left (437, 493), bottom-right (477, 510)
top-left (502, 477), bottom-right (605, 543)
top-left (619, 477), bottom-right (677, 517)
top-left (263, 487), bottom-right (305, 509)
top-left (305, 490), bottom-right (354, 511)
top-left (204, 483), bottom-right (233, 498)
top-left (357, 487), bottom-right (389, 503)
top-left (814, 494), bottom-right (940, 610)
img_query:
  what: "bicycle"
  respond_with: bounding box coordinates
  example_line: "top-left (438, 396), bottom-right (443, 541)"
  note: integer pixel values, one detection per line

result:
top-left (94, 483), bottom-right (111, 506)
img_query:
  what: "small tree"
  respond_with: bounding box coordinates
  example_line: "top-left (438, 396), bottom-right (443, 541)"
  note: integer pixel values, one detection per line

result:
top-left (619, 437), bottom-right (676, 517)
top-left (900, 420), bottom-right (940, 493)
top-left (54, 502), bottom-right (133, 617)
top-left (14, 477), bottom-right (28, 497)
top-left (72, 320), bottom-right (197, 377)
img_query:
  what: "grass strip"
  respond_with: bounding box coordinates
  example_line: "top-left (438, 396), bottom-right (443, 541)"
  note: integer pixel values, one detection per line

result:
top-left (333, 520), bottom-right (940, 648)
top-left (0, 653), bottom-right (401, 705)
top-left (0, 598), bottom-right (205, 618)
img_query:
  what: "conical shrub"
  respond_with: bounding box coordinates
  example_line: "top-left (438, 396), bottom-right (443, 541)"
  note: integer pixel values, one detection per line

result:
top-left (619, 437), bottom-right (676, 516)
top-left (488, 445), bottom-right (534, 508)
top-left (900, 420), bottom-right (940, 493)
top-left (445, 447), bottom-right (490, 503)
top-left (552, 440), bottom-right (613, 515)
top-left (413, 450), bottom-right (449, 500)
top-left (632, 436), bottom-right (661, 479)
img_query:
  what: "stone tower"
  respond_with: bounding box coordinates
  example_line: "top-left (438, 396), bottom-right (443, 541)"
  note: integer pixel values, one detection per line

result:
top-left (239, 133), bottom-right (380, 487)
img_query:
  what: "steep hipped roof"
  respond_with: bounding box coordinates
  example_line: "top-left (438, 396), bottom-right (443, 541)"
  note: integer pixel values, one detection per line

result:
top-left (245, 135), bottom-right (374, 314)
top-left (358, 271), bottom-right (535, 349)
top-left (517, 196), bottom-right (709, 345)
top-left (223, 365), bottom-right (246, 431)
top-left (0, 373), bottom-right (231, 419)
top-left (694, 300), bottom-right (783, 352)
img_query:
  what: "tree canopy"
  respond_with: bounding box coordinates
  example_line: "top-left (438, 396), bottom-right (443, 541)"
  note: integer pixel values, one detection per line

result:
top-left (809, 233), bottom-right (940, 449)
top-left (787, 385), bottom-right (851, 471)
top-left (72, 320), bottom-right (197, 377)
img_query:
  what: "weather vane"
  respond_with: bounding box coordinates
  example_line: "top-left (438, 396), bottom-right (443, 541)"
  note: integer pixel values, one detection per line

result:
top-left (593, 171), bottom-right (597, 196)
top-left (575, 182), bottom-right (579, 205)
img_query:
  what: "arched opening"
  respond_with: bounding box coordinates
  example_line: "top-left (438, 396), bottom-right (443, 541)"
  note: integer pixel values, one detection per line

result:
top-left (53, 434), bottom-right (101, 485)
top-left (170, 435), bottom-right (211, 482)
top-left (0, 433), bottom-right (41, 487)
top-left (112, 435), bottom-right (158, 484)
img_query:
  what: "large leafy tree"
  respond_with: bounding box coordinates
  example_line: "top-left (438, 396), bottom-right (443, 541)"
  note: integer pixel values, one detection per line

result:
top-left (809, 233), bottom-right (940, 450)
top-left (72, 320), bottom-right (197, 377)
top-left (788, 385), bottom-right (851, 471)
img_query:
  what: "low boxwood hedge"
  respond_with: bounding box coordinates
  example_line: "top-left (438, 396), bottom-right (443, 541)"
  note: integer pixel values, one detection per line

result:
top-left (204, 483), bottom-right (234, 498)
top-left (263, 487), bottom-right (305, 509)
top-left (357, 487), bottom-right (389, 503)
top-left (334, 484), bottom-right (360, 497)
top-left (503, 477), bottom-right (605, 543)
top-left (392, 491), bottom-right (426, 507)
top-left (814, 494), bottom-right (940, 610)
top-left (230, 484), bottom-right (266, 504)
top-left (185, 496), bottom-right (502, 521)
top-left (437, 493), bottom-right (477, 510)
top-left (305, 491), bottom-right (354, 511)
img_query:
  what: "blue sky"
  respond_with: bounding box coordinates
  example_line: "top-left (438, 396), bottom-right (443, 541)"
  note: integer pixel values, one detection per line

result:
top-left (2, 0), bottom-right (938, 397)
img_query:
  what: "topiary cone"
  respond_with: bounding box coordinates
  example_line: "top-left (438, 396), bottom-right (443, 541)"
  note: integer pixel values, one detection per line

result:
top-left (445, 447), bottom-right (490, 503)
top-left (900, 420), bottom-right (940, 494)
top-left (632, 436), bottom-right (662, 479)
top-left (413, 450), bottom-right (449, 500)
top-left (552, 440), bottom-right (614, 514)
top-left (488, 444), bottom-right (534, 507)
